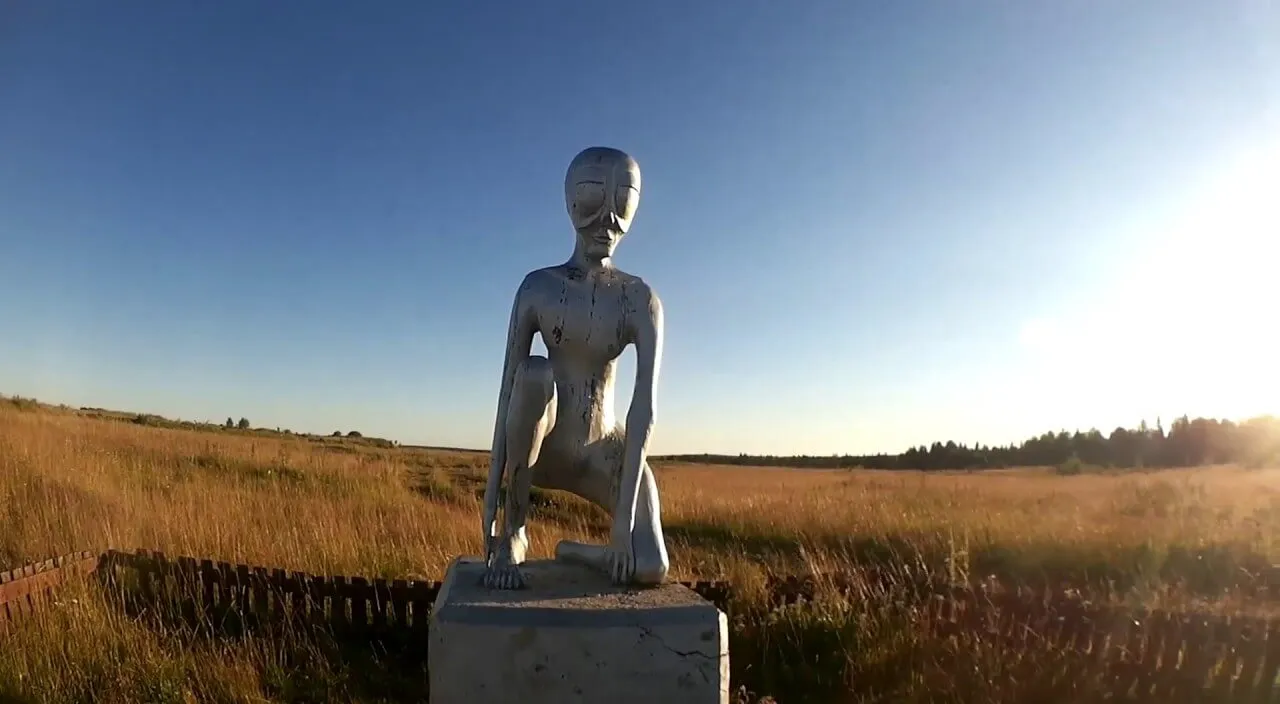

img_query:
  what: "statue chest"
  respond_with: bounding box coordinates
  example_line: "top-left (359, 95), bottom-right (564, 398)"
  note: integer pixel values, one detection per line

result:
top-left (536, 282), bottom-right (632, 358)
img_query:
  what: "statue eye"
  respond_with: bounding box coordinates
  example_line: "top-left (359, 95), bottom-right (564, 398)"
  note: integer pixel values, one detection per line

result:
top-left (573, 181), bottom-right (606, 217)
top-left (614, 186), bottom-right (639, 220)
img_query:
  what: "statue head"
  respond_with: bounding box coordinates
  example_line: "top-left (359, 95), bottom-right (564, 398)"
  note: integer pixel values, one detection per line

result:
top-left (564, 146), bottom-right (641, 261)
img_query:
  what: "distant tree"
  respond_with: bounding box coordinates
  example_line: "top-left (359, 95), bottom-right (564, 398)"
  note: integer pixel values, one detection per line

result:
top-left (347, 430), bottom-right (363, 438)
top-left (225, 417), bottom-right (234, 428)
top-left (332, 431), bottom-right (342, 437)
top-left (654, 414), bottom-right (1280, 473)
top-left (237, 417), bottom-right (250, 430)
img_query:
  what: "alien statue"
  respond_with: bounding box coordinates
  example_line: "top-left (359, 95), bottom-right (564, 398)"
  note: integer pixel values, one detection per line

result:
top-left (480, 146), bottom-right (670, 590)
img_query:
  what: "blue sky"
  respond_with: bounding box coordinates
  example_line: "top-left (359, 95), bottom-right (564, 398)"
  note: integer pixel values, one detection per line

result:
top-left (2, 1), bottom-right (1277, 455)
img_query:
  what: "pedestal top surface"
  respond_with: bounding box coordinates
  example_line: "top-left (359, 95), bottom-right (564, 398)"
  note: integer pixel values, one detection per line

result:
top-left (431, 558), bottom-right (719, 628)
top-left (440, 558), bottom-right (708, 611)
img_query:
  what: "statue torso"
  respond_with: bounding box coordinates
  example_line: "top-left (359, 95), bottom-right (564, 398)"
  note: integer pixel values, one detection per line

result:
top-left (517, 263), bottom-right (653, 450)
top-left (521, 264), bottom-right (649, 367)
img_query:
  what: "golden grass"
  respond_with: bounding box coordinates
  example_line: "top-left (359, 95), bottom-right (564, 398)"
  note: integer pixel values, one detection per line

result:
top-left (1, 400), bottom-right (1278, 702)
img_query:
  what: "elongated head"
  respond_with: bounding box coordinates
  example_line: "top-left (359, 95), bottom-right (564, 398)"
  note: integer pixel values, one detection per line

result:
top-left (565, 146), bottom-right (641, 261)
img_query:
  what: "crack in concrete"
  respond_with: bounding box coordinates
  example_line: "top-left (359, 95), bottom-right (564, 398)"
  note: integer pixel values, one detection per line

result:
top-left (636, 625), bottom-right (720, 663)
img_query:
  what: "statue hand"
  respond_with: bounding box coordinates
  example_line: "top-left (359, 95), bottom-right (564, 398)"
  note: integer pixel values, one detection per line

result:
top-left (606, 524), bottom-right (635, 585)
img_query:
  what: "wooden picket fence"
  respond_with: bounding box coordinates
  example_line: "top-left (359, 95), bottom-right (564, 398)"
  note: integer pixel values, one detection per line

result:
top-left (926, 588), bottom-right (1280, 701)
top-left (0, 551), bottom-right (101, 632)
top-left (2, 550), bottom-right (1278, 700)
top-left (98, 549), bottom-right (735, 639)
top-left (101, 549), bottom-right (439, 639)
top-left (763, 573), bottom-right (1280, 701)
top-left (763, 568), bottom-right (1280, 609)
top-left (0, 549), bottom-right (734, 639)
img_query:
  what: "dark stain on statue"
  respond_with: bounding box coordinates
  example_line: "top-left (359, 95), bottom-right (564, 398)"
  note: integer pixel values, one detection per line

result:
top-left (551, 325), bottom-right (563, 344)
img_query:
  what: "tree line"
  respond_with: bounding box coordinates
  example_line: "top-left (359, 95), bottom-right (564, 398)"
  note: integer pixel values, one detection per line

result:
top-left (657, 415), bottom-right (1280, 471)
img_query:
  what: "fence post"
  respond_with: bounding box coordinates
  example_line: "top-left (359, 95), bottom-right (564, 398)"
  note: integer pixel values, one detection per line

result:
top-left (135, 549), bottom-right (155, 610)
top-left (350, 577), bottom-right (369, 633)
top-left (235, 565), bottom-right (252, 630)
top-left (390, 579), bottom-right (409, 630)
top-left (270, 569), bottom-right (287, 627)
top-left (371, 578), bottom-right (390, 632)
top-left (330, 576), bottom-right (350, 633)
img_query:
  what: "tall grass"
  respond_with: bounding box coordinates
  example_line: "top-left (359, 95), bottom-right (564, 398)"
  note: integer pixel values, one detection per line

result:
top-left (1, 400), bottom-right (1278, 702)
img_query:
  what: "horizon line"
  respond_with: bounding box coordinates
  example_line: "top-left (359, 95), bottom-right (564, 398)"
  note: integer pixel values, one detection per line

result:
top-left (7, 391), bottom-right (1274, 460)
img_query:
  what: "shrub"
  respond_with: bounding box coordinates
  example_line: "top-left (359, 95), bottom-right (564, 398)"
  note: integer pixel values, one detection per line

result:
top-left (1056, 455), bottom-right (1082, 475)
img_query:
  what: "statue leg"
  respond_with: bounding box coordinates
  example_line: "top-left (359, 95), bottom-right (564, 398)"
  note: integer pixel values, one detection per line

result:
top-left (630, 464), bottom-right (670, 584)
top-left (555, 460), bottom-right (669, 586)
top-left (484, 356), bottom-right (557, 590)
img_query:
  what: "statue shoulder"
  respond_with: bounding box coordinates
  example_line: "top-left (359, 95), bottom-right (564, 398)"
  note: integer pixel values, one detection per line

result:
top-left (613, 268), bottom-right (652, 294)
top-left (515, 267), bottom-right (559, 298)
top-left (620, 273), bottom-right (663, 325)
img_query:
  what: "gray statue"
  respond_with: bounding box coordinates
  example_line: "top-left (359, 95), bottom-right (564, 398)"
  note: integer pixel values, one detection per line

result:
top-left (480, 146), bottom-right (669, 590)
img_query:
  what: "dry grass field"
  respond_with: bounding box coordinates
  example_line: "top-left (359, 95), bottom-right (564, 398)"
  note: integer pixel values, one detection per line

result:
top-left (1, 397), bottom-right (1278, 702)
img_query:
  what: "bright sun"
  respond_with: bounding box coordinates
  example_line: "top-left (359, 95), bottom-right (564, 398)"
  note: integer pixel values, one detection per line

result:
top-left (1020, 135), bottom-right (1279, 422)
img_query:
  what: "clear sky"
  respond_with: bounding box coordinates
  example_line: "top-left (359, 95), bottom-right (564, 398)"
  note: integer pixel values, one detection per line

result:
top-left (1, 1), bottom-right (1277, 455)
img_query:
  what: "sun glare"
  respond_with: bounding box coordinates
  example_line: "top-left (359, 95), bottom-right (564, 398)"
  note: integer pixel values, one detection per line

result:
top-left (1019, 135), bottom-right (1279, 422)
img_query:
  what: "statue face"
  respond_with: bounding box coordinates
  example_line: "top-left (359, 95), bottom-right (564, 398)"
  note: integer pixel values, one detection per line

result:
top-left (564, 147), bottom-right (642, 260)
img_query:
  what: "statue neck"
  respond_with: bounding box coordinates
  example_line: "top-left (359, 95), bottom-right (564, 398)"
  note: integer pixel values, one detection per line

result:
top-left (568, 240), bottom-right (615, 274)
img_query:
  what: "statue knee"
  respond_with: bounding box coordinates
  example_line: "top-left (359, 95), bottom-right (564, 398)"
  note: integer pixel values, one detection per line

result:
top-left (632, 561), bottom-right (668, 586)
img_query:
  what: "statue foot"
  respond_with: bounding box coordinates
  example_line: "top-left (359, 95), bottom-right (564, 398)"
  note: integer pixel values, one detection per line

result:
top-left (482, 561), bottom-right (526, 590)
top-left (482, 531), bottom-right (529, 590)
top-left (555, 539), bottom-right (667, 586)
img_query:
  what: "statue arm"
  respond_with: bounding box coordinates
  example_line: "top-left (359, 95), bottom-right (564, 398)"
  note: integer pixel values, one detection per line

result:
top-left (482, 278), bottom-right (536, 555)
top-left (617, 289), bottom-right (663, 539)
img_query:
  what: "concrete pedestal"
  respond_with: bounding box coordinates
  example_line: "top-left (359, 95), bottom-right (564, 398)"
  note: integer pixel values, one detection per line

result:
top-left (427, 557), bottom-right (729, 704)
